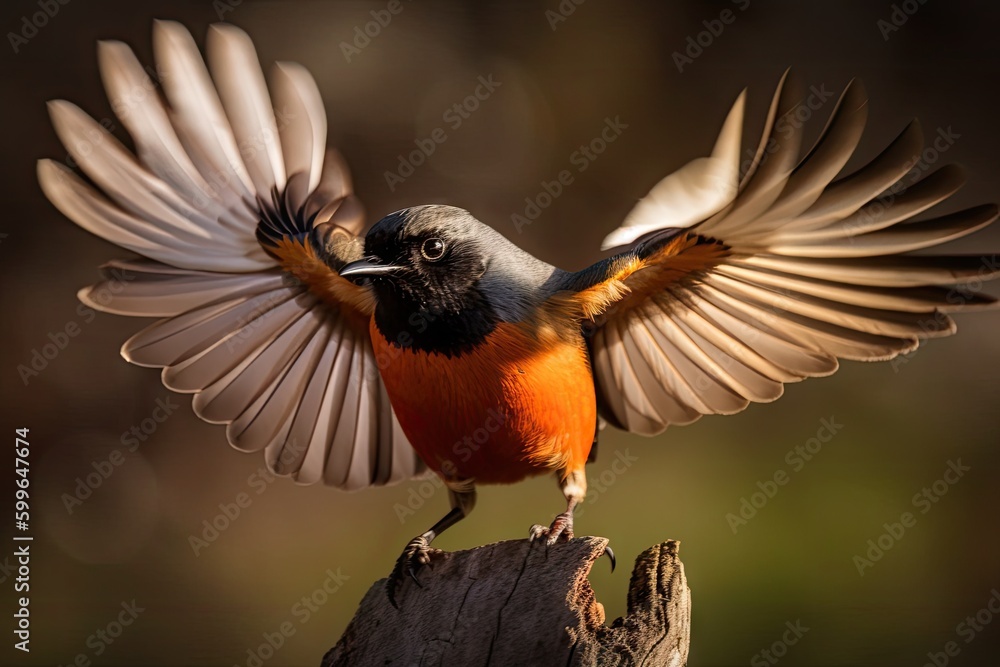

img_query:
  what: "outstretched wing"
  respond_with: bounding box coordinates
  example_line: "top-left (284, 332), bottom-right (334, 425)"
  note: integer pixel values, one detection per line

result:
top-left (38, 21), bottom-right (426, 488)
top-left (574, 71), bottom-right (998, 436)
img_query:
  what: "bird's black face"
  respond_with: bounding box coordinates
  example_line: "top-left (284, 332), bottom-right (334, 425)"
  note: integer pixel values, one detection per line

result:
top-left (340, 205), bottom-right (498, 354)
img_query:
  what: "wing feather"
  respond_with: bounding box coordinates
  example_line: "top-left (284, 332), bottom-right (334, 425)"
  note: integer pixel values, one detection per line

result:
top-left (701, 71), bottom-right (805, 238)
top-left (193, 306), bottom-right (325, 425)
top-left (585, 73), bottom-right (997, 435)
top-left (646, 301), bottom-right (783, 403)
top-left (620, 318), bottom-right (705, 424)
top-left (97, 40), bottom-right (243, 222)
top-left (731, 253), bottom-right (1000, 288)
top-left (206, 24), bottom-right (286, 198)
top-left (270, 318), bottom-right (342, 481)
top-left (751, 80), bottom-right (869, 226)
top-left (271, 62), bottom-right (327, 198)
top-left (162, 294), bottom-right (320, 392)
top-left (79, 261), bottom-right (286, 317)
top-left (769, 164), bottom-right (966, 244)
top-left (41, 21), bottom-right (425, 488)
top-left (152, 20), bottom-right (257, 205)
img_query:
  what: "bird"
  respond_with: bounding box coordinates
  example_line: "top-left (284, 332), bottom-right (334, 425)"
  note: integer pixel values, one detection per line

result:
top-left (39, 21), bottom-right (999, 605)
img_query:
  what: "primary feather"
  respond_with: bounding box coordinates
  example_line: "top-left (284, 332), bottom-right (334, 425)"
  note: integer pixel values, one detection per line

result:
top-left (588, 71), bottom-right (998, 435)
top-left (39, 21), bottom-right (424, 489)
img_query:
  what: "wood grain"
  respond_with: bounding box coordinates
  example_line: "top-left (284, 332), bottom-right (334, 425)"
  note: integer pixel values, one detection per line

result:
top-left (323, 537), bottom-right (690, 666)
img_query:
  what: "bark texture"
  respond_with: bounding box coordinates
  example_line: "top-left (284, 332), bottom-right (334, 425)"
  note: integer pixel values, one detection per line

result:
top-left (323, 537), bottom-right (690, 666)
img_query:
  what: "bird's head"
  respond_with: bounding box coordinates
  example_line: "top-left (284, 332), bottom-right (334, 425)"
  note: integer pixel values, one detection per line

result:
top-left (340, 205), bottom-right (490, 311)
top-left (339, 204), bottom-right (557, 353)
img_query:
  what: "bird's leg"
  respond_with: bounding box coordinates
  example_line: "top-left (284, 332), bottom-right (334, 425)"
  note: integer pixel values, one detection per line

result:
top-left (387, 485), bottom-right (475, 607)
top-left (529, 467), bottom-right (586, 546)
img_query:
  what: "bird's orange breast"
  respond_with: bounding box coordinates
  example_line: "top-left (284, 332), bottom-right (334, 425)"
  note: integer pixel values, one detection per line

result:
top-left (371, 319), bottom-right (596, 485)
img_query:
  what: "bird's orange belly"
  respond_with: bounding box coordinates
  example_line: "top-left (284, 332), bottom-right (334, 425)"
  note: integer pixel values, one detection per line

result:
top-left (371, 320), bottom-right (596, 485)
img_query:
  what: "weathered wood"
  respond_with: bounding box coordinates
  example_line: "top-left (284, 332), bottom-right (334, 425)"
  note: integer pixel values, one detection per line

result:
top-left (323, 537), bottom-right (690, 666)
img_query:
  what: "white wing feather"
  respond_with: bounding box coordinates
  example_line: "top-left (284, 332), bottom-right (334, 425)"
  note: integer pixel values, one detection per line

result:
top-left (593, 72), bottom-right (998, 435)
top-left (40, 22), bottom-right (425, 488)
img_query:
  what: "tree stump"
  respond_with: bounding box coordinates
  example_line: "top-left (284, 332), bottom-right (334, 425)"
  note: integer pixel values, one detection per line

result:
top-left (323, 537), bottom-right (691, 666)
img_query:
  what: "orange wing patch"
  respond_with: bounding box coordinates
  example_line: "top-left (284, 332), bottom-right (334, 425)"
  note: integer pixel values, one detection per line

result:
top-left (570, 254), bottom-right (645, 321)
top-left (272, 237), bottom-right (376, 320)
top-left (616, 234), bottom-right (730, 315)
top-left (548, 233), bottom-right (730, 323)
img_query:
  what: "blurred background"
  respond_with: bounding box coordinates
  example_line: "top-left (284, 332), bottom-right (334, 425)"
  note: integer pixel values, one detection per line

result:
top-left (2, 0), bottom-right (999, 665)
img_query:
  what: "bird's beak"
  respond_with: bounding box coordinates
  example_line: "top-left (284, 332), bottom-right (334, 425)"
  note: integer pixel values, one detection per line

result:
top-left (338, 257), bottom-right (400, 278)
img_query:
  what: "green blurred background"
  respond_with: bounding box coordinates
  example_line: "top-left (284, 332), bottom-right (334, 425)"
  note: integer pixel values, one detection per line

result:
top-left (2, 0), bottom-right (999, 665)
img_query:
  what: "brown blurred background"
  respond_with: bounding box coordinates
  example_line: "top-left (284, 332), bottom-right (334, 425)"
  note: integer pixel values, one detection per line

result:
top-left (2, 1), bottom-right (999, 665)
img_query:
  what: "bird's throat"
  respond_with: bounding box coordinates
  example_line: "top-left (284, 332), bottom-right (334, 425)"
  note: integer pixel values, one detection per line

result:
top-left (372, 292), bottom-right (500, 357)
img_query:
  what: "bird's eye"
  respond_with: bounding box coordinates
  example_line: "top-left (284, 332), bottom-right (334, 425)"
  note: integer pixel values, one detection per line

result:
top-left (420, 237), bottom-right (446, 261)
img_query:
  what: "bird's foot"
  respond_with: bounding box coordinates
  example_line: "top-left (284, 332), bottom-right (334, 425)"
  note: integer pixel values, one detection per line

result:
top-left (386, 535), bottom-right (442, 608)
top-left (529, 511), bottom-right (574, 546)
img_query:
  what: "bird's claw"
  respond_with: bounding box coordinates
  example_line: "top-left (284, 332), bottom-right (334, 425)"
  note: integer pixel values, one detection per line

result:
top-left (529, 511), bottom-right (575, 546)
top-left (603, 544), bottom-right (616, 572)
top-left (528, 514), bottom-right (615, 572)
top-left (386, 535), bottom-right (440, 608)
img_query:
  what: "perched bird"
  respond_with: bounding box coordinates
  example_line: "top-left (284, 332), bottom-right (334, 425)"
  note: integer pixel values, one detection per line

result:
top-left (40, 22), bottom-right (998, 604)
